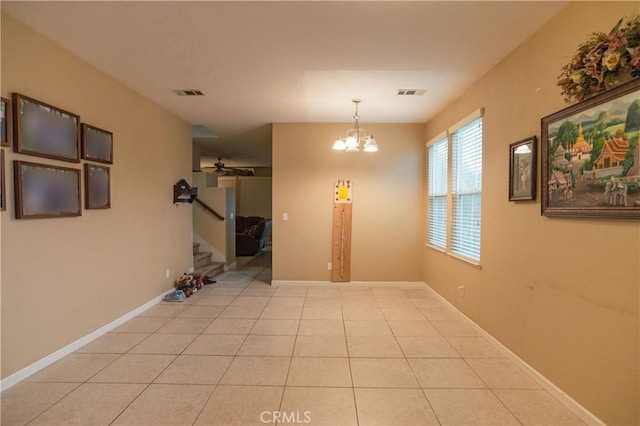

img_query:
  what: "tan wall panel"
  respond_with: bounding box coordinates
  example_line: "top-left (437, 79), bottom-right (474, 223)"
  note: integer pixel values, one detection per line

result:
top-left (273, 123), bottom-right (424, 282)
top-left (1, 15), bottom-right (192, 378)
top-left (423, 3), bottom-right (639, 424)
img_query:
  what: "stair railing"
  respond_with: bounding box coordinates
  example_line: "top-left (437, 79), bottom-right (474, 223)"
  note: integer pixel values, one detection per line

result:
top-left (194, 197), bottom-right (225, 221)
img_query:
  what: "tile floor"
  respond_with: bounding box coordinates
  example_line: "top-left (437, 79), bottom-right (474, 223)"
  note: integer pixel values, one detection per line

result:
top-left (2, 253), bottom-right (586, 425)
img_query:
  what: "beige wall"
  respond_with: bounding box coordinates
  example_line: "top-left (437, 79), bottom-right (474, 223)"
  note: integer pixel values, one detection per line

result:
top-left (1, 15), bottom-right (193, 378)
top-left (272, 123), bottom-right (424, 282)
top-left (192, 172), bottom-right (236, 266)
top-left (237, 177), bottom-right (272, 219)
top-left (218, 176), bottom-right (272, 219)
top-left (423, 2), bottom-right (639, 424)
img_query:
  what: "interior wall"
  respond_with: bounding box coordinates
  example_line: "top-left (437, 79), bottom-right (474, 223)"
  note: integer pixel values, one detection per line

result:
top-left (1, 15), bottom-right (193, 379)
top-left (237, 177), bottom-right (272, 219)
top-left (423, 2), bottom-right (639, 424)
top-left (272, 123), bottom-right (424, 282)
top-left (218, 176), bottom-right (273, 219)
top-left (192, 172), bottom-right (230, 263)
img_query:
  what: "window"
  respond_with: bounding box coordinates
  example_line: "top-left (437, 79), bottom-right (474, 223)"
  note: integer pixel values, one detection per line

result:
top-left (426, 111), bottom-right (483, 263)
top-left (427, 137), bottom-right (448, 249)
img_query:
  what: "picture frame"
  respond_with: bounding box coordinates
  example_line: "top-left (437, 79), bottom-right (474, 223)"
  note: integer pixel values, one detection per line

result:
top-left (541, 78), bottom-right (640, 218)
top-left (1, 150), bottom-right (5, 211)
top-left (509, 136), bottom-right (537, 201)
top-left (81, 123), bottom-right (113, 164)
top-left (14, 160), bottom-right (81, 219)
top-left (84, 163), bottom-right (111, 209)
top-left (12, 93), bottom-right (80, 163)
top-left (1, 97), bottom-right (10, 147)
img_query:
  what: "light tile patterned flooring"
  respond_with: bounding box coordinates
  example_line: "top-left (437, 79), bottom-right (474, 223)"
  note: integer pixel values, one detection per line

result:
top-left (2, 253), bottom-right (585, 425)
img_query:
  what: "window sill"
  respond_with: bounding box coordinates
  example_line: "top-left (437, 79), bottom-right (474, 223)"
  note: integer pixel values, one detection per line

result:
top-left (447, 252), bottom-right (482, 270)
top-left (425, 244), bottom-right (447, 254)
top-left (426, 244), bottom-right (482, 269)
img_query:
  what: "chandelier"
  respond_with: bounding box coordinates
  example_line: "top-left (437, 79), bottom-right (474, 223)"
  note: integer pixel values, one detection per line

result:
top-left (332, 100), bottom-right (379, 153)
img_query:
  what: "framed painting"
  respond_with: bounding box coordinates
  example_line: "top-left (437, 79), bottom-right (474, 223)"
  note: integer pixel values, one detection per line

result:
top-left (84, 164), bottom-right (110, 209)
top-left (12, 93), bottom-right (80, 163)
top-left (1, 150), bottom-right (5, 211)
top-left (14, 160), bottom-right (81, 219)
top-left (81, 123), bottom-right (113, 164)
top-left (509, 136), bottom-right (537, 201)
top-left (541, 78), bottom-right (640, 218)
top-left (1, 97), bottom-right (9, 147)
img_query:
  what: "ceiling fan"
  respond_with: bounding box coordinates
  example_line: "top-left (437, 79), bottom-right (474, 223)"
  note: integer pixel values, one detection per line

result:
top-left (208, 157), bottom-right (255, 176)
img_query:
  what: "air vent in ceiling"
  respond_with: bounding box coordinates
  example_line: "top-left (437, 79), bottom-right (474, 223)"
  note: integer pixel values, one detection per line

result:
top-left (397, 89), bottom-right (426, 96)
top-left (173, 89), bottom-right (206, 96)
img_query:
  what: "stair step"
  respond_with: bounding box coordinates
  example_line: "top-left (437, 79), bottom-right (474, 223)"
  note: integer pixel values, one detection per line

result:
top-left (194, 251), bottom-right (213, 269)
top-left (194, 261), bottom-right (225, 278)
top-left (192, 242), bottom-right (201, 256)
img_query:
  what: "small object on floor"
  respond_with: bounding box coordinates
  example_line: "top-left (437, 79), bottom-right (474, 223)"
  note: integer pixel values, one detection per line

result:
top-left (175, 273), bottom-right (193, 290)
top-left (203, 276), bottom-right (217, 285)
top-left (163, 289), bottom-right (185, 302)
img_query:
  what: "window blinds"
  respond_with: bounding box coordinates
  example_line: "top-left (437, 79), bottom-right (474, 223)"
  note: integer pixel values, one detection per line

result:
top-left (427, 137), bottom-right (448, 249)
top-left (451, 117), bottom-right (482, 262)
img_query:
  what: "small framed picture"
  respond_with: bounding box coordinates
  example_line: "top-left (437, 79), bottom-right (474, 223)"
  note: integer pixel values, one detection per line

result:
top-left (14, 160), bottom-right (81, 219)
top-left (1, 97), bottom-right (10, 147)
top-left (509, 136), bottom-right (537, 201)
top-left (81, 123), bottom-right (113, 164)
top-left (1, 150), bottom-right (5, 211)
top-left (84, 164), bottom-right (110, 209)
top-left (13, 93), bottom-right (80, 162)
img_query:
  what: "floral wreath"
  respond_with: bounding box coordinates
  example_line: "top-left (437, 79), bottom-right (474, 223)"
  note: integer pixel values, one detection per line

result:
top-left (557, 15), bottom-right (640, 103)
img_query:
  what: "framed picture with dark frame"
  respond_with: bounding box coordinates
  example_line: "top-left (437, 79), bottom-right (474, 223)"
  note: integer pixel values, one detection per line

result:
top-left (14, 160), bottom-right (81, 219)
top-left (81, 123), bottom-right (113, 164)
top-left (541, 78), bottom-right (640, 219)
top-left (1, 150), bottom-right (5, 211)
top-left (84, 163), bottom-right (111, 209)
top-left (12, 93), bottom-right (80, 163)
top-left (509, 136), bottom-right (537, 201)
top-left (1, 97), bottom-right (10, 147)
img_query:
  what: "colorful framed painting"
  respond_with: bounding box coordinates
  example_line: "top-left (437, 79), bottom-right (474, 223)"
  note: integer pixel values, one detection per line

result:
top-left (12, 93), bottom-right (80, 163)
top-left (1, 150), bottom-right (5, 211)
top-left (1, 97), bottom-right (9, 147)
top-left (84, 164), bottom-right (110, 209)
top-left (509, 136), bottom-right (537, 201)
top-left (81, 123), bottom-right (113, 164)
top-left (14, 160), bottom-right (81, 219)
top-left (541, 78), bottom-right (640, 218)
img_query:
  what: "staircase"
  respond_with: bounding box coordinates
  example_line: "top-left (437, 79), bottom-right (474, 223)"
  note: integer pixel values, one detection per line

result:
top-left (193, 243), bottom-right (225, 278)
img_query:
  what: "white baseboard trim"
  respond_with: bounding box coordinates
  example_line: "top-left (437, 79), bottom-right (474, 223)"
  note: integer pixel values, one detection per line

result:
top-left (424, 282), bottom-right (605, 426)
top-left (271, 280), bottom-right (427, 288)
top-left (0, 290), bottom-right (168, 392)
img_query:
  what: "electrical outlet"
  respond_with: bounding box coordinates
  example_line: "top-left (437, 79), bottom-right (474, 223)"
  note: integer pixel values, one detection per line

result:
top-left (282, 213), bottom-right (288, 221)
top-left (165, 269), bottom-right (171, 278)
top-left (327, 262), bottom-right (332, 270)
top-left (457, 285), bottom-right (465, 297)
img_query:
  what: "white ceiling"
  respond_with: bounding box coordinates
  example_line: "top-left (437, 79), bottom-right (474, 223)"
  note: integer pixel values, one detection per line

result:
top-left (2, 1), bottom-right (567, 167)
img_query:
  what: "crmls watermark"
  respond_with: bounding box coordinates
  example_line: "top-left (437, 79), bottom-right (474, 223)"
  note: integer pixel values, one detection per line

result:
top-left (260, 411), bottom-right (312, 424)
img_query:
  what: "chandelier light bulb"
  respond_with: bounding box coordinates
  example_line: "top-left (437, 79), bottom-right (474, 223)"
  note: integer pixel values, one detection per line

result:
top-left (345, 135), bottom-right (358, 149)
top-left (332, 138), bottom-right (347, 151)
top-left (363, 135), bottom-right (379, 152)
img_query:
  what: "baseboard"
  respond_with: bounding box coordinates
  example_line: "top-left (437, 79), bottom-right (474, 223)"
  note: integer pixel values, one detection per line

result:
top-left (271, 280), bottom-right (427, 288)
top-left (0, 290), bottom-right (167, 392)
top-left (424, 282), bottom-right (605, 426)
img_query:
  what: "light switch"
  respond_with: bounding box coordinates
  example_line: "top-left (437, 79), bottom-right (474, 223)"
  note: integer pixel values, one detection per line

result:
top-left (282, 213), bottom-right (288, 221)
